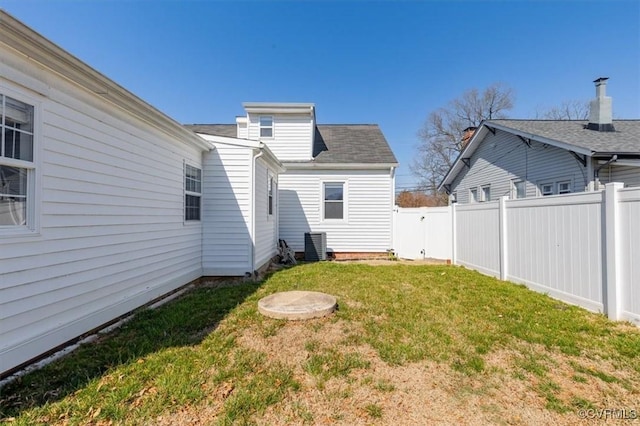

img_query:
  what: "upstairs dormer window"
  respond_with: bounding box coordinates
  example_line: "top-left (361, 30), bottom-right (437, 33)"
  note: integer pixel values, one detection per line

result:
top-left (259, 116), bottom-right (273, 138)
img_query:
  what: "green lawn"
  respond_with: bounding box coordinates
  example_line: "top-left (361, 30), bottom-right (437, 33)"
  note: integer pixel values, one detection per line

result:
top-left (1, 263), bottom-right (639, 425)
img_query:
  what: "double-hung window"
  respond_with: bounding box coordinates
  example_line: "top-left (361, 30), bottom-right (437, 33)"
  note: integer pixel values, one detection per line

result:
top-left (184, 164), bottom-right (201, 221)
top-left (268, 175), bottom-right (274, 216)
top-left (557, 181), bottom-right (571, 194)
top-left (540, 182), bottom-right (554, 196)
top-left (323, 182), bottom-right (344, 220)
top-left (259, 116), bottom-right (273, 138)
top-left (1, 93), bottom-right (35, 229)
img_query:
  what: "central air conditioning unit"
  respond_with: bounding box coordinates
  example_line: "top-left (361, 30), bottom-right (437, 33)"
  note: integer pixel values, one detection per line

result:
top-left (304, 232), bottom-right (327, 261)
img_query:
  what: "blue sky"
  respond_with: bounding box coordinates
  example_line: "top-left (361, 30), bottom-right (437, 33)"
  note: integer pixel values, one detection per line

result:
top-left (2, 0), bottom-right (639, 191)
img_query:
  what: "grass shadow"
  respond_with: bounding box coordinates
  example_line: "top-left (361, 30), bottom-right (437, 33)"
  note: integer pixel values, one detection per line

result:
top-left (0, 276), bottom-right (268, 419)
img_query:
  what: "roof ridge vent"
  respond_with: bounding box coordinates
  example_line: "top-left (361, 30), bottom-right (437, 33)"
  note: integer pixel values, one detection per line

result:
top-left (586, 77), bottom-right (615, 132)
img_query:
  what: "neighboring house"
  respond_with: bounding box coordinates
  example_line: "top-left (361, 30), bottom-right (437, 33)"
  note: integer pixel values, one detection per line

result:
top-left (187, 102), bottom-right (398, 258)
top-left (440, 78), bottom-right (640, 203)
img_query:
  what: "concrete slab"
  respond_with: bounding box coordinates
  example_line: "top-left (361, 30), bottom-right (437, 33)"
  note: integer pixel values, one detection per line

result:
top-left (258, 291), bottom-right (338, 320)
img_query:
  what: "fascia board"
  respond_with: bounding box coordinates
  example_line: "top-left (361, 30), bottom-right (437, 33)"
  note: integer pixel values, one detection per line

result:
top-left (0, 10), bottom-right (210, 151)
top-left (438, 125), bottom-right (490, 190)
top-left (197, 133), bottom-right (262, 149)
top-left (258, 144), bottom-right (286, 173)
top-left (243, 103), bottom-right (315, 114)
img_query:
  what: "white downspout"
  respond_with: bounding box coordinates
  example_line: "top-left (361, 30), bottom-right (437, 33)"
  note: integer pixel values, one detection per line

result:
top-left (390, 166), bottom-right (396, 252)
top-left (250, 149), bottom-right (264, 275)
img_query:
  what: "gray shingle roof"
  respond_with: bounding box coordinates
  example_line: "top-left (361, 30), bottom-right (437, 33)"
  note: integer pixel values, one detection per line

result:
top-left (184, 123), bottom-right (398, 164)
top-left (185, 124), bottom-right (237, 138)
top-left (488, 119), bottom-right (640, 154)
top-left (313, 125), bottom-right (397, 164)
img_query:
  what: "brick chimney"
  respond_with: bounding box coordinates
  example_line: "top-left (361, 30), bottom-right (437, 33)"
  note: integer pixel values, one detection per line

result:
top-left (461, 126), bottom-right (476, 149)
top-left (586, 77), bottom-right (615, 132)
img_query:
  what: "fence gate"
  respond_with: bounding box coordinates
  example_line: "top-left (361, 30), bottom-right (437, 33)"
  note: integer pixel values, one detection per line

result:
top-left (393, 206), bottom-right (452, 261)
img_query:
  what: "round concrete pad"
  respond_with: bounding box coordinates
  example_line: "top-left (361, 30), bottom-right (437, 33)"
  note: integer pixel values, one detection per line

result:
top-left (258, 291), bottom-right (337, 320)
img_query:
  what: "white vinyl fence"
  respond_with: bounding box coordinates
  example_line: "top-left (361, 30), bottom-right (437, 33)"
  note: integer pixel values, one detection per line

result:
top-left (393, 183), bottom-right (640, 325)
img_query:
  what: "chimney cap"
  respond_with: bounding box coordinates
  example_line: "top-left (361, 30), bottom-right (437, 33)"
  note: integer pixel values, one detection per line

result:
top-left (593, 77), bottom-right (609, 84)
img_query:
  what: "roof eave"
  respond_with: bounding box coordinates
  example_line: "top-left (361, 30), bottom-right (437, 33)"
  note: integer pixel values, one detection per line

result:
top-left (438, 124), bottom-right (490, 190)
top-left (243, 103), bottom-right (315, 115)
top-left (283, 162), bottom-right (398, 170)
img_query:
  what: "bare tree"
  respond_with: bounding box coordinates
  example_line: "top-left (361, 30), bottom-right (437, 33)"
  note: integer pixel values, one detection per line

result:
top-left (395, 190), bottom-right (445, 207)
top-left (536, 100), bottom-right (589, 120)
top-left (412, 83), bottom-right (515, 195)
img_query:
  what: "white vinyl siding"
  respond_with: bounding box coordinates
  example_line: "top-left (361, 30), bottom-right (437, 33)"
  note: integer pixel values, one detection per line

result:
top-left (451, 129), bottom-right (589, 204)
top-left (278, 169), bottom-right (393, 253)
top-left (0, 50), bottom-right (204, 374)
top-left (601, 165), bottom-right (640, 188)
top-left (254, 159), bottom-right (278, 268)
top-left (247, 113), bottom-right (313, 161)
top-left (201, 144), bottom-right (252, 276)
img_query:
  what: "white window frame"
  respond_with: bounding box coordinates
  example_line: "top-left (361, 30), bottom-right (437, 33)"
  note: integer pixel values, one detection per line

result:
top-left (184, 163), bottom-right (202, 222)
top-left (322, 181), bottom-right (347, 222)
top-left (469, 187), bottom-right (478, 203)
top-left (259, 115), bottom-right (273, 139)
top-left (267, 173), bottom-right (275, 217)
top-left (0, 86), bottom-right (40, 236)
top-left (539, 182), bottom-right (554, 196)
top-left (557, 180), bottom-right (572, 194)
top-left (480, 185), bottom-right (491, 202)
top-left (511, 180), bottom-right (526, 199)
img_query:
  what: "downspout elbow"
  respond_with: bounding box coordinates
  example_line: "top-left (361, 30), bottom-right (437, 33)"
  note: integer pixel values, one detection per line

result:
top-left (594, 155), bottom-right (618, 188)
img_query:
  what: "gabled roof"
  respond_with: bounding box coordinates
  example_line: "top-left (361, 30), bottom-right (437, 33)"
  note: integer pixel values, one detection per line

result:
top-left (313, 125), bottom-right (397, 164)
top-left (186, 124), bottom-right (236, 138)
top-left (184, 124), bottom-right (398, 165)
top-left (488, 119), bottom-right (640, 155)
top-left (439, 119), bottom-right (640, 190)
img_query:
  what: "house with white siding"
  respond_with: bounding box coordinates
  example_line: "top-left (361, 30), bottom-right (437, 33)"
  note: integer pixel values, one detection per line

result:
top-left (190, 132), bottom-right (284, 277)
top-left (440, 78), bottom-right (640, 203)
top-left (0, 11), bottom-right (214, 376)
top-left (187, 103), bottom-right (399, 259)
top-left (0, 11), bottom-right (399, 377)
